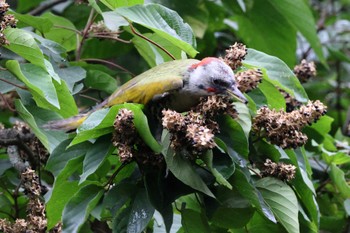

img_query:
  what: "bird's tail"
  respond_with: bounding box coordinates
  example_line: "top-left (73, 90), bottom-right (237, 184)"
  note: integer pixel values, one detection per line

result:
top-left (43, 99), bottom-right (108, 131)
top-left (43, 113), bottom-right (89, 131)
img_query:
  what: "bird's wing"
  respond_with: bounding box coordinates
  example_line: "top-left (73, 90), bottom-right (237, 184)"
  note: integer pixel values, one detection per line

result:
top-left (106, 59), bottom-right (199, 106)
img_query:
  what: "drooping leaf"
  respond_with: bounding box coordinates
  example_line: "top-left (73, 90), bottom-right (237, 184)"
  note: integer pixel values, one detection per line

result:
top-left (256, 177), bottom-right (299, 233)
top-left (113, 3), bottom-right (198, 57)
top-left (329, 164), bottom-right (350, 198)
top-left (181, 209), bottom-right (211, 233)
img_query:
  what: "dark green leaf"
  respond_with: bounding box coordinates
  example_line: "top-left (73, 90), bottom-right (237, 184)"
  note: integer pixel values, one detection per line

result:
top-left (85, 70), bottom-right (118, 94)
top-left (62, 184), bottom-right (104, 233)
top-left (211, 207), bottom-right (254, 229)
top-left (79, 136), bottom-right (113, 184)
top-left (246, 213), bottom-right (287, 233)
top-left (0, 70), bottom-right (23, 93)
top-left (256, 177), bottom-right (299, 233)
top-left (127, 188), bottom-right (155, 233)
top-left (162, 131), bottom-right (215, 198)
top-left (12, 12), bottom-right (53, 33)
top-left (114, 3), bottom-right (198, 57)
top-left (181, 209), bottom-right (211, 233)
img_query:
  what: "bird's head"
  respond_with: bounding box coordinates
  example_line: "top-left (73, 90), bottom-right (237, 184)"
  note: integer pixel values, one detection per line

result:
top-left (186, 57), bottom-right (248, 103)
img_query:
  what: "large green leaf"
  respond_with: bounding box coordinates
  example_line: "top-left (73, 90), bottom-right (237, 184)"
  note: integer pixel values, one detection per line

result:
top-left (113, 3), bottom-right (198, 57)
top-left (267, 0), bottom-right (325, 65)
top-left (4, 28), bottom-right (46, 70)
top-left (62, 184), bottom-right (104, 233)
top-left (244, 49), bottom-right (308, 102)
top-left (211, 207), bottom-right (254, 229)
top-left (100, 0), bottom-right (144, 9)
top-left (162, 131), bottom-right (215, 198)
top-left (42, 13), bottom-right (77, 51)
top-left (45, 155), bottom-right (84, 229)
top-left (256, 178), bottom-right (299, 233)
top-left (85, 70), bottom-right (118, 94)
top-left (0, 70), bottom-right (23, 93)
top-left (79, 136), bottom-right (113, 184)
top-left (247, 213), bottom-right (287, 233)
top-left (258, 79), bottom-right (286, 110)
top-left (232, 0), bottom-right (297, 66)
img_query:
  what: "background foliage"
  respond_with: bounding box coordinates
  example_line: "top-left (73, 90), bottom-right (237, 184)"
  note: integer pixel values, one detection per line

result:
top-left (0, 0), bottom-right (350, 232)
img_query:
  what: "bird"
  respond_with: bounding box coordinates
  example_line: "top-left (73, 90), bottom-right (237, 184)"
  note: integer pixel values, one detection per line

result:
top-left (45, 57), bottom-right (247, 131)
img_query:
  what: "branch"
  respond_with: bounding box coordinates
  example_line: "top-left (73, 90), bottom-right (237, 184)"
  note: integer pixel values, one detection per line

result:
top-left (76, 8), bottom-right (96, 61)
top-left (29, 0), bottom-right (68, 16)
top-left (129, 22), bottom-right (176, 60)
top-left (81, 58), bottom-right (135, 76)
top-left (0, 77), bottom-right (27, 90)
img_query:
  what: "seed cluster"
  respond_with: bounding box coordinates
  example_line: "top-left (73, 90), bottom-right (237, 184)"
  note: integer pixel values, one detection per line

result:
top-left (236, 68), bottom-right (263, 93)
top-left (0, 0), bottom-right (17, 46)
top-left (253, 100), bottom-right (327, 149)
top-left (293, 59), bottom-right (316, 83)
top-left (261, 159), bottom-right (296, 181)
top-left (162, 95), bottom-right (238, 155)
top-left (112, 109), bottom-right (163, 166)
top-left (223, 42), bottom-right (247, 70)
top-left (278, 88), bottom-right (302, 112)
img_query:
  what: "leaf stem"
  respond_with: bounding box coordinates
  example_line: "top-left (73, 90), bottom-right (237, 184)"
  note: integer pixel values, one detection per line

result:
top-left (76, 8), bottom-right (96, 61)
top-left (81, 58), bottom-right (135, 76)
top-left (0, 77), bottom-right (27, 90)
top-left (89, 34), bottom-right (131, 44)
top-left (128, 22), bottom-right (176, 60)
top-left (53, 25), bottom-right (82, 35)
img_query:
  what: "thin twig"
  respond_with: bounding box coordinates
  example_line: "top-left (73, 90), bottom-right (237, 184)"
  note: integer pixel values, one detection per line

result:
top-left (29, 0), bottom-right (68, 16)
top-left (53, 25), bottom-right (82, 35)
top-left (0, 92), bottom-right (16, 112)
top-left (105, 162), bottom-right (130, 189)
top-left (0, 77), bottom-right (27, 90)
top-left (129, 22), bottom-right (176, 60)
top-left (81, 58), bottom-right (135, 76)
top-left (79, 94), bottom-right (101, 103)
top-left (76, 8), bottom-right (96, 61)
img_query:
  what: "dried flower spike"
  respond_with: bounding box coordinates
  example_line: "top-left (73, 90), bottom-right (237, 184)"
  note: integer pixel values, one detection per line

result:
top-left (278, 88), bottom-right (302, 112)
top-left (186, 124), bottom-right (215, 152)
top-left (223, 42), bottom-right (248, 70)
top-left (236, 68), bottom-right (263, 93)
top-left (261, 159), bottom-right (296, 181)
top-left (293, 59), bottom-right (316, 83)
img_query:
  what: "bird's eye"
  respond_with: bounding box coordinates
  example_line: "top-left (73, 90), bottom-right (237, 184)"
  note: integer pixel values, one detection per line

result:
top-left (213, 78), bottom-right (230, 87)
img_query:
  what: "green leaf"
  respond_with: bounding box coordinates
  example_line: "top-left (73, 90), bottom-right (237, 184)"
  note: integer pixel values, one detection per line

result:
top-left (234, 102), bottom-right (252, 138)
top-left (55, 65), bottom-right (86, 94)
top-left (100, 0), bottom-right (144, 9)
top-left (42, 13), bottom-right (77, 52)
top-left (211, 207), bottom-right (254, 229)
top-left (232, 0), bottom-right (297, 66)
top-left (15, 100), bottom-right (67, 153)
top-left (329, 164), bottom-right (350, 198)
top-left (127, 188), bottom-right (155, 233)
top-left (244, 49), bottom-right (308, 102)
top-left (217, 115), bottom-right (249, 158)
top-left (85, 70), bottom-right (118, 94)
top-left (62, 184), bottom-right (104, 233)
top-left (12, 12), bottom-right (53, 33)
top-left (79, 136), bottom-right (113, 184)
top-left (113, 3), bottom-right (198, 57)
top-left (4, 28), bottom-right (46, 70)
top-left (46, 155), bottom-right (84, 229)
top-left (246, 213), bottom-right (287, 233)
top-left (52, 78), bottom-right (79, 117)
top-left (256, 177), bottom-right (299, 233)
top-left (181, 209), bottom-right (211, 233)
top-left (88, 0), bottom-right (103, 14)
top-left (267, 0), bottom-right (325, 65)
top-left (46, 139), bottom-right (91, 177)
top-left (162, 131), bottom-right (215, 198)
top-left (230, 168), bottom-right (277, 223)
top-left (258, 79), bottom-right (286, 110)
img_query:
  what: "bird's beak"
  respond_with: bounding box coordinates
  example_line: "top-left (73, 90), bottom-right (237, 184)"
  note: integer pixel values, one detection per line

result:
top-left (227, 85), bottom-right (248, 104)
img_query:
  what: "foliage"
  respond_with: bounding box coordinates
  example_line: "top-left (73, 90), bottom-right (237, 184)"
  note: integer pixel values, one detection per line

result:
top-left (0, 0), bottom-right (350, 233)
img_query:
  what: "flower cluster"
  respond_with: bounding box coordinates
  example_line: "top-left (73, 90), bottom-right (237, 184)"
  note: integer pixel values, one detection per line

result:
top-left (253, 100), bottom-right (327, 149)
top-left (293, 59), bottom-right (316, 83)
top-left (0, 0), bottom-right (17, 46)
top-left (112, 109), bottom-right (163, 166)
top-left (261, 159), bottom-right (296, 181)
top-left (223, 42), bottom-right (247, 70)
top-left (162, 95), bottom-right (238, 155)
top-left (236, 68), bottom-right (263, 93)
top-left (89, 20), bottom-right (121, 40)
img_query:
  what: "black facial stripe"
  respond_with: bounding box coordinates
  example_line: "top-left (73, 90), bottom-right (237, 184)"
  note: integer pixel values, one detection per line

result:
top-left (198, 84), bottom-right (205, 89)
